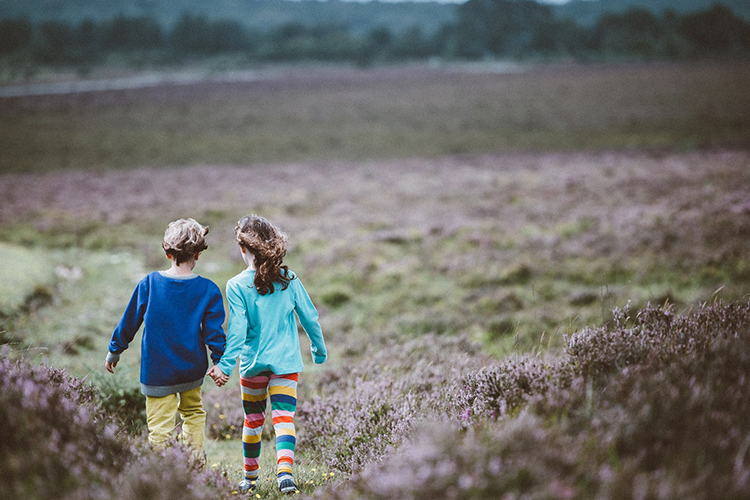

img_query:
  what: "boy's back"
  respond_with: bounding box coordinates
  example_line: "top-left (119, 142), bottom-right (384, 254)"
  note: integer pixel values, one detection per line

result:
top-left (109, 270), bottom-right (225, 395)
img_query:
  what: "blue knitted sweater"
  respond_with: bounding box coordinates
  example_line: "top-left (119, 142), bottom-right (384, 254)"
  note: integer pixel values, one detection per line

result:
top-left (107, 271), bottom-right (226, 397)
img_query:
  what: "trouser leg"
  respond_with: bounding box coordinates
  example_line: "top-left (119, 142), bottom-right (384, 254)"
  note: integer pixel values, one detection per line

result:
top-left (269, 373), bottom-right (298, 479)
top-left (145, 393), bottom-right (179, 446)
top-left (241, 373), bottom-right (270, 481)
top-left (177, 386), bottom-right (206, 455)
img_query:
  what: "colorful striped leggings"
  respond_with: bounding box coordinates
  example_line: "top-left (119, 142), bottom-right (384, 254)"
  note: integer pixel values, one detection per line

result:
top-left (241, 372), bottom-right (298, 481)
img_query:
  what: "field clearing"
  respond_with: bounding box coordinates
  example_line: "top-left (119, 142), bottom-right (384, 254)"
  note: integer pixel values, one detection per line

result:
top-left (2, 147), bottom-right (749, 360)
top-left (1, 60), bottom-right (750, 173)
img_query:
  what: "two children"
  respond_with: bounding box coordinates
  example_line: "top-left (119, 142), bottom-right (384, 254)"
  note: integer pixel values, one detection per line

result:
top-left (106, 215), bottom-right (326, 495)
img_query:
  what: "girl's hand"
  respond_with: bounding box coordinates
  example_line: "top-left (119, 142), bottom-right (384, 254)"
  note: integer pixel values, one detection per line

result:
top-left (208, 366), bottom-right (229, 387)
top-left (105, 360), bottom-right (117, 373)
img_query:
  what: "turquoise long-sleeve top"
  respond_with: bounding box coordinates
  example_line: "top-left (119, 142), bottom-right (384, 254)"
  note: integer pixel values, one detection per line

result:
top-left (217, 269), bottom-right (326, 378)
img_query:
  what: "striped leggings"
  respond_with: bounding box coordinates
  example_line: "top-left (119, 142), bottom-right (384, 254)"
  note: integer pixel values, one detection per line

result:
top-left (241, 372), bottom-right (298, 481)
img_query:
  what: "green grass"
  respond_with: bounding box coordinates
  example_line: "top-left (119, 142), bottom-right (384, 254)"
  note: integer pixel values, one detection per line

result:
top-left (206, 438), bottom-right (337, 498)
top-left (0, 243), bottom-right (56, 320)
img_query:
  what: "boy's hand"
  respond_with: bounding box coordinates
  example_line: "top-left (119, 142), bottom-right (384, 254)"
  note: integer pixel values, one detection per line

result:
top-left (105, 360), bottom-right (117, 373)
top-left (208, 366), bottom-right (229, 387)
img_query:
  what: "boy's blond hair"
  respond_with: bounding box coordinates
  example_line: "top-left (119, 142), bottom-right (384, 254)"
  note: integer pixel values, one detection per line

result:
top-left (162, 218), bottom-right (209, 265)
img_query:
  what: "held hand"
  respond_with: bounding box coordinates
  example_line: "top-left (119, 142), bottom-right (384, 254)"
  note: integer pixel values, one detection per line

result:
top-left (105, 360), bottom-right (117, 373)
top-left (208, 366), bottom-right (229, 387)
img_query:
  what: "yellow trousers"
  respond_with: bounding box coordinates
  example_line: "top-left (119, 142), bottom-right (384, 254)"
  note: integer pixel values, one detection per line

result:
top-left (145, 386), bottom-right (206, 454)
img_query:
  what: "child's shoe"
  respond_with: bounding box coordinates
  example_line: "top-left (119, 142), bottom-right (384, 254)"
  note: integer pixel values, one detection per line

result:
top-left (278, 475), bottom-right (299, 494)
top-left (237, 478), bottom-right (257, 494)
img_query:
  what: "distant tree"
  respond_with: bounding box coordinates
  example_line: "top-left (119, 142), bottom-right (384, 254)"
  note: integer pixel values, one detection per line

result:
top-left (658, 9), bottom-right (694, 60)
top-left (678, 5), bottom-right (750, 56)
top-left (209, 19), bottom-right (248, 52)
top-left (357, 26), bottom-right (393, 65)
top-left (391, 26), bottom-right (432, 60)
top-left (549, 18), bottom-right (594, 57)
top-left (170, 13), bottom-right (211, 55)
top-left (265, 22), bottom-right (313, 60)
top-left (452, 0), bottom-right (558, 58)
top-left (311, 24), bottom-right (360, 61)
top-left (594, 8), bottom-right (662, 58)
top-left (72, 18), bottom-right (101, 62)
top-left (34, 21), bottom-right (74, 63)
top-left (0, 19), bottom-right (33, 54)
top-left (104, 15), bottom-right (162, 51)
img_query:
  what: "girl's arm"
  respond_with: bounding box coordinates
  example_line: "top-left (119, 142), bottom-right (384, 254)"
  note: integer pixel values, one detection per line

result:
top-left (293, 278), bottom-right (327, 364)
top-left (216, 281), bottom-right (248, 376)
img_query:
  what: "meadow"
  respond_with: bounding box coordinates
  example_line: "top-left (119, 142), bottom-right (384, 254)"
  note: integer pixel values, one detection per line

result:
top-left (2, 60), bottom-right (750, 173)
top-left (1, 60), bottom-right (750, 498)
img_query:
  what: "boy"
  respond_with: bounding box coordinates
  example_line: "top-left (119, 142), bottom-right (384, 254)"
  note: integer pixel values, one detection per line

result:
top-left (105, 218), bottom-right (226, 459)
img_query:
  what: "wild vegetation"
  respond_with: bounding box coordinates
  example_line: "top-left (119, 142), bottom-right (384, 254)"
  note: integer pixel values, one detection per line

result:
top-left (1, 58), bottom-right (750, 498)
top-left (1, 0), bottom-right (749, 78)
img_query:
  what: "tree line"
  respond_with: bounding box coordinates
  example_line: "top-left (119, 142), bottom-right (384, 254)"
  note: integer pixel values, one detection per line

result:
top-left (1, 0), bottom-right (749, 69)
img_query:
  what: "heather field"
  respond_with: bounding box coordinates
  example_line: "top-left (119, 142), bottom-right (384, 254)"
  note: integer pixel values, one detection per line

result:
top-left (2, 60), bottom-right (750, 173)
top-left (1, 61), bottom-right (750, 499)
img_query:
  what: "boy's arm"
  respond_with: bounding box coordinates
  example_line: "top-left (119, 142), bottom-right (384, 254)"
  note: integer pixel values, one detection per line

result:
top-left (293, 278), bottom-right (327, 364)
top-left (106, 278), bottom-right (149, 370)
top-left (216, 281), bottom-right (248, 377)
top-left (202, 284), bottom-right (226, 366)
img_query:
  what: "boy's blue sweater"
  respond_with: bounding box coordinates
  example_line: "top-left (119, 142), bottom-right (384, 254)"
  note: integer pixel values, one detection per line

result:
top-left (107, 271), bottom-right (226, 397)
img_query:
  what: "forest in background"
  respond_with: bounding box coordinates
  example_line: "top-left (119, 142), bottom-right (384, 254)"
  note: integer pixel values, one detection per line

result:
top-left (555, 0), bottom-right (750, 25)
top-left (1, 0), bottom-right (749, 76)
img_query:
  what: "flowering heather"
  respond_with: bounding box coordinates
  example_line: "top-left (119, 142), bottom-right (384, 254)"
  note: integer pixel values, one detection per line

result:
top-left (317, 301), bottom-right (750, 499)
top-left (0, 354), bottom-right (129, 499)
top-left (0, 353), bottom-right (237, 500)
top-left (296, 334), bottom-right (485, 474)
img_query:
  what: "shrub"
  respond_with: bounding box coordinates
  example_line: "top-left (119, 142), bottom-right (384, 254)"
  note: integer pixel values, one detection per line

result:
top-left (89, 371), bottom-right (147, 435)
top-left (110, 442), bottom-right (235, 500)
top-left (0, 353), bottom-right (237, 500)
top-left (297, 334), bottom-right (484, 474)
top-left (0, 354), bottom-right (130, 499)
top-left (323, 301), bottom-right (750, 499)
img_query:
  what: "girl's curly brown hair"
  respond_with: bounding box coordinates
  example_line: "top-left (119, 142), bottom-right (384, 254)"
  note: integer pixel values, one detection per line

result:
top-left (235, 215), bottom-right (294, 295)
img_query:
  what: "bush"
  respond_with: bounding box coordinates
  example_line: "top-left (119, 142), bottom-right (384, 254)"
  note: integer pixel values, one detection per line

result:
top-left (90, 372), bottom-right (147, 435)
top-left (0, 353), bottom-right (237, 500)
top-left (0, 354), bottom-right (130, 499)
top-left (297, 334), bottom-right (484, 474)
top-left (320, 301), bottom-right (750, 499)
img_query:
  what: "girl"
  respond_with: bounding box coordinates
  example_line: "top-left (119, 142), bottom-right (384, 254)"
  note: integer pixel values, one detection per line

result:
top-left (212, 215), bottom-right (327, 495)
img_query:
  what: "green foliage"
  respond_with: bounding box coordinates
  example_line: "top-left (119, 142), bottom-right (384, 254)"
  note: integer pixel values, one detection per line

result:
top-left (0, 1), bottom-right (748, 72)
top-left (0, 0), bottom-right (456, 36)
top-left (89, 370), bottom-right (147, 435)
top-left (0, 18), bottom-right (31, 54)
top-left (553, 0), bottom-right (750, 27)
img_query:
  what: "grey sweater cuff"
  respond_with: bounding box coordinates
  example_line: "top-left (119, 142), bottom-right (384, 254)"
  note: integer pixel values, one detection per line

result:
top-left (106, 352), bottom-right (120, 364)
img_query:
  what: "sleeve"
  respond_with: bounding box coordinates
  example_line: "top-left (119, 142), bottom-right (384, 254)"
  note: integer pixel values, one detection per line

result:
top-left (202, 284), bottom-right (226, 366)
top-left (107, 277), bottom-right (149, 361)
top-left (293, 278), bottom-right (327, 364)
top-left (216, 280), bottom-right (249, 376)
